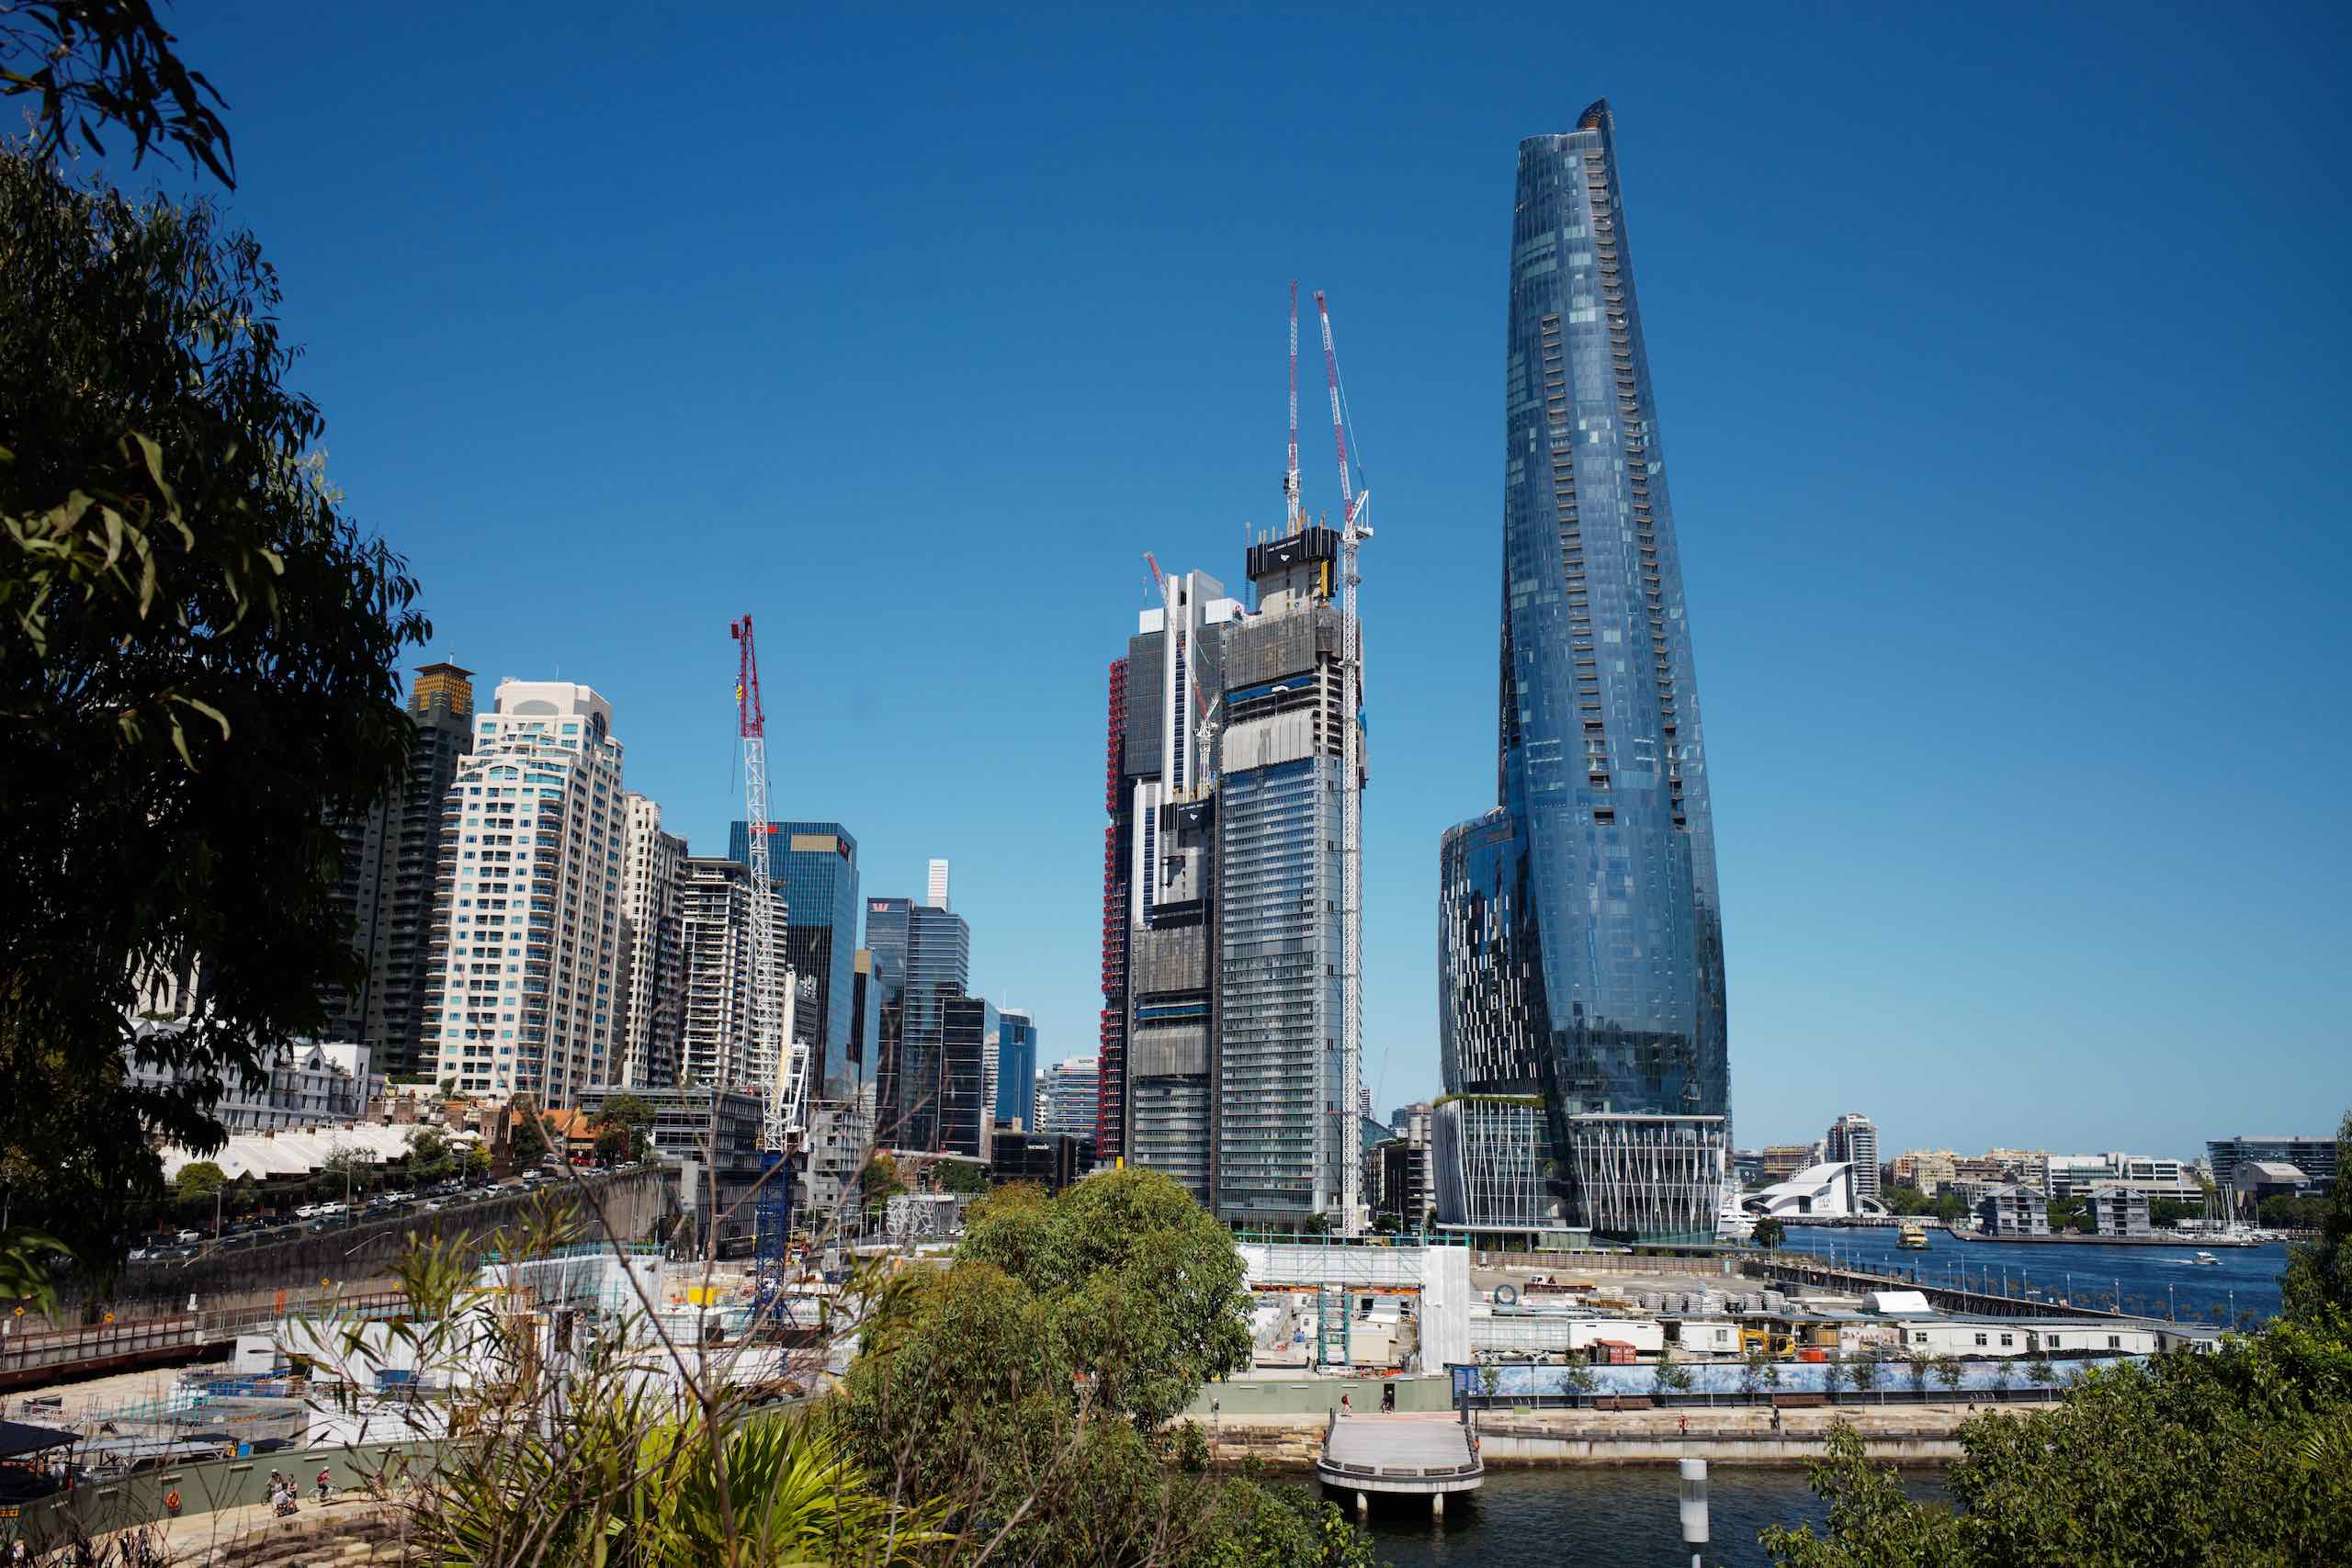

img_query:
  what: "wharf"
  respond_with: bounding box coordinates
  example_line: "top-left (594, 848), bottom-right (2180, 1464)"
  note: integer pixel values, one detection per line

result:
top-left (1317, 1413), bottom-right (1482, 1517)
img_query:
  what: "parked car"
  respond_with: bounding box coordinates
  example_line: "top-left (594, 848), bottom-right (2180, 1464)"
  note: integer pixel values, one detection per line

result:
top-left (174, 1228), bottom-right (201, 1244)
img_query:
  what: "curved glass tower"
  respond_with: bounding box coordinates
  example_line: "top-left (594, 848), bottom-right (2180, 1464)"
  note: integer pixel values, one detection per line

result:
top-left (1438, 102), bottom-right (1728, 1243)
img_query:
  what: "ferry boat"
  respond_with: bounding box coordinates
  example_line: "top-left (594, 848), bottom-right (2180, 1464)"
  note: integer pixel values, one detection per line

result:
top-left (1896, 1222), bottom-right (1931, 1251)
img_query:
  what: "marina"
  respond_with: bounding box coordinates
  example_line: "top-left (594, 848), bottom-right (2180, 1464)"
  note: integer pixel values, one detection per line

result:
top-left (1783, 1225), bottom-right (2286, 1326)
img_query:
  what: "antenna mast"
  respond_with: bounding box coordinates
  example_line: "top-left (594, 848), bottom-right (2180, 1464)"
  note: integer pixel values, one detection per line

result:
top-left (1315, 290), bottom-right (1371, 1237)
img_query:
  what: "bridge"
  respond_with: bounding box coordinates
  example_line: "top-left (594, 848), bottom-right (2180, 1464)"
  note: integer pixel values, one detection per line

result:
top-left (1317, 1413), bottom-right (1483, 1517)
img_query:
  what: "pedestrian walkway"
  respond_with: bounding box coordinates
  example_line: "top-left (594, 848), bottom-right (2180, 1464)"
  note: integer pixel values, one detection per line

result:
top-left (1317, 1413), bottom-right (1482, 1517)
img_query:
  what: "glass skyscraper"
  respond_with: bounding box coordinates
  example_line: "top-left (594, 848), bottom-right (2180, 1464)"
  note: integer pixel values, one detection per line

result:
top-left (1438, 103), bottom-right (1729, 1244)
top-left (864, 893), bottom-right (970, 1154)
top-left (729, 820), bottom-right (861, 1107)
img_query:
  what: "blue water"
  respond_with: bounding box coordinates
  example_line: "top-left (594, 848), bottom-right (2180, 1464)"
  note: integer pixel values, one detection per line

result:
top-left (1366, 1466), bottom-right (1952, 1567)
top-left (1783, 1224), bottom-right (2287, 1326)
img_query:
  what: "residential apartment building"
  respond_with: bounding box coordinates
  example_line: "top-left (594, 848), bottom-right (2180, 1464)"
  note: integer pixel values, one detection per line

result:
top-left (1976, 1184), bottom-right (2051, 1237)
top-left (1436, 105), bottom-right (1729, 1245)
top-left (1043, 1055), bottom-right (1100, 1140)
top-left (325, 661), bottom-right (475, 1078)
top-left (616, 793), bottom-right (687, 1089)
top-left (677, 856), bottom-right (790, 1091)
top-left (427, 681), bottom-right (626, 1106)
top-left (1825, 1113), bottom-right (1881, 1205)
top-left (2087, 1184), bottom-right (2152, 1237)
top-left (1888, 1149), bottom-right (1959, 1194)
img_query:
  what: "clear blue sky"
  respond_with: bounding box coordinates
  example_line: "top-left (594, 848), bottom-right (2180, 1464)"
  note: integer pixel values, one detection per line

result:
top-left (154, 3), bottom-right (2348, 1160)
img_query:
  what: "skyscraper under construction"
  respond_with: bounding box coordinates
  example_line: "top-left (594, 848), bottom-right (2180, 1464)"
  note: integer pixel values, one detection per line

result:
top-left (1102, 527), bottom-right (1367, 1227)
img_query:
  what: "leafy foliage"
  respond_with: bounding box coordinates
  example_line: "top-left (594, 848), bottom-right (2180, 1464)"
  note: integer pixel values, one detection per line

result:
top-left (0, 1), bottom-right (233, 185)
top-left (595, 1092), bottom-right (656, 1162)
top-left (935, 1157), bottom-right (987, 1197)
top-left (404, 1125), bottom-right (454, 1184)
top-left (1751, 1214), bottom-right (1785, 1249)
top-left (1765, 1108), bottom-right (2352, 1567)
top-left (1, 144), bottom-right (426, 1280)
top-left (172, 1159), bottom-right (225, 1199)
top-left (843, 1168), bottom-right (1366, 1565)
top-left (959, 1167), bottom-right (1252, 1430)
top-left (507, 1099), bottom-right (551, 1168)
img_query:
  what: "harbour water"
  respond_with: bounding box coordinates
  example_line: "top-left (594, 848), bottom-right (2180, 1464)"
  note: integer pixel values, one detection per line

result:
top-left (1784, 1224), bottom-right (2287, 1326)
top-left (1366, 1466), bottom-right (1952, 1566)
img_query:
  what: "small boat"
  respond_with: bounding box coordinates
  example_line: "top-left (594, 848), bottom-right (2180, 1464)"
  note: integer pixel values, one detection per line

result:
top-left (1896, 1222), bottom-right (1930, 1251)
top-left (2190, 1251), bottom-right (2222, 1267)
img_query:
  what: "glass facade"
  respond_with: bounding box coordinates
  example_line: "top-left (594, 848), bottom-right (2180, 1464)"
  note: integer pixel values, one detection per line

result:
top-left (1216, 755), bottom-right (1343, 1222)
top-left (729, 819), bottom-right (861, 1107)
top-left (1438, 102), bottom-right (1730, 1243)
top-left (994, 1009), bottom-right (1037, 1128)
top-left (1430, 1096), bottom-right (1557, 1235)
top-left (864, 895), bottom-right (969, 1154)
top-left (939, 996), bottom-right (998, 1160)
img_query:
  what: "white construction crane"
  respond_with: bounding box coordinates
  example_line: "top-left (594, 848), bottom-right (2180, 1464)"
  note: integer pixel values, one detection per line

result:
top-left (1316, 290), bottom-right (1373, 1237)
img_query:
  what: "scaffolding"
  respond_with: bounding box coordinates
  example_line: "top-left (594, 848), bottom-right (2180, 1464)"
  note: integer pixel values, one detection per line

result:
top-left (1315, 1282), bottom-right (1350, 1370)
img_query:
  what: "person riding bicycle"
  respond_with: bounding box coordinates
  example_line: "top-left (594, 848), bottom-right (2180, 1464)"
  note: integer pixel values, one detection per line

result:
top-left (315, 1467), bottom-right (334, 1503)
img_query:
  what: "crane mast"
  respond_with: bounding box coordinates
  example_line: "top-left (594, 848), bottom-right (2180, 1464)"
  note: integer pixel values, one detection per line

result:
top-left (1315, 290), bottom-right (1371, 1237)
top-left (732, 615), bottom-right (802, 1149)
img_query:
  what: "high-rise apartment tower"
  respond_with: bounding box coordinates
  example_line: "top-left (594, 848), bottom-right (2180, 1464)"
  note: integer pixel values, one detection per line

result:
top-left (1438, 104), bottom-right (1730, 1243)
top-left (325, 661), bottom-right (475, 1077)
top-left (1825, 1112), bottom-right (1882, 1204)
top-left (428, 681), bottom-right (626, 1106)
top-left (616, 793), bottom-right (687, 1089)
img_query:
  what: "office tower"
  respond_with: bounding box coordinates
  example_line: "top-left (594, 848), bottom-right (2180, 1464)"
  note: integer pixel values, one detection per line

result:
top-left (324, 661), bottom-right (475, 1077)
top-left (940, 996), bottom-right (999, 1159)
top-left (1097, 659), bottom-right (1133, 1159)
top-left (729, 820), bottom-right (863, 1106)
top-left (677, 856), bottom-right (790, 1089)
top-left (428, 681), bottom-right (625, 1106)
top-left (1102, 535), bottom-right (1368, 1224)
top-left (1116, 568), bottom-right (1239, 1202)
top-left (994, 1009), bottom-right (1037, 1128)
top-left (2205, 1134), bottom-right (2340, 1194)
top-left (848, 946), bottom-right (884, 1095)
top-left (1215, 529), bottom-right (1363, 1224)
top-left (927, 858), bottom-right (951, 910)
top-left (616, 794), bottom-right (687, 1089)
top-left (1438, 104), bottom-right (1729, 1243)
top-left (1825, 1112), bottom-right (1882, 1204)
top-left (865, 892), bottom-right (971, 1153)
top-left (1048, 1055), bottom-right (1101, 1142)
